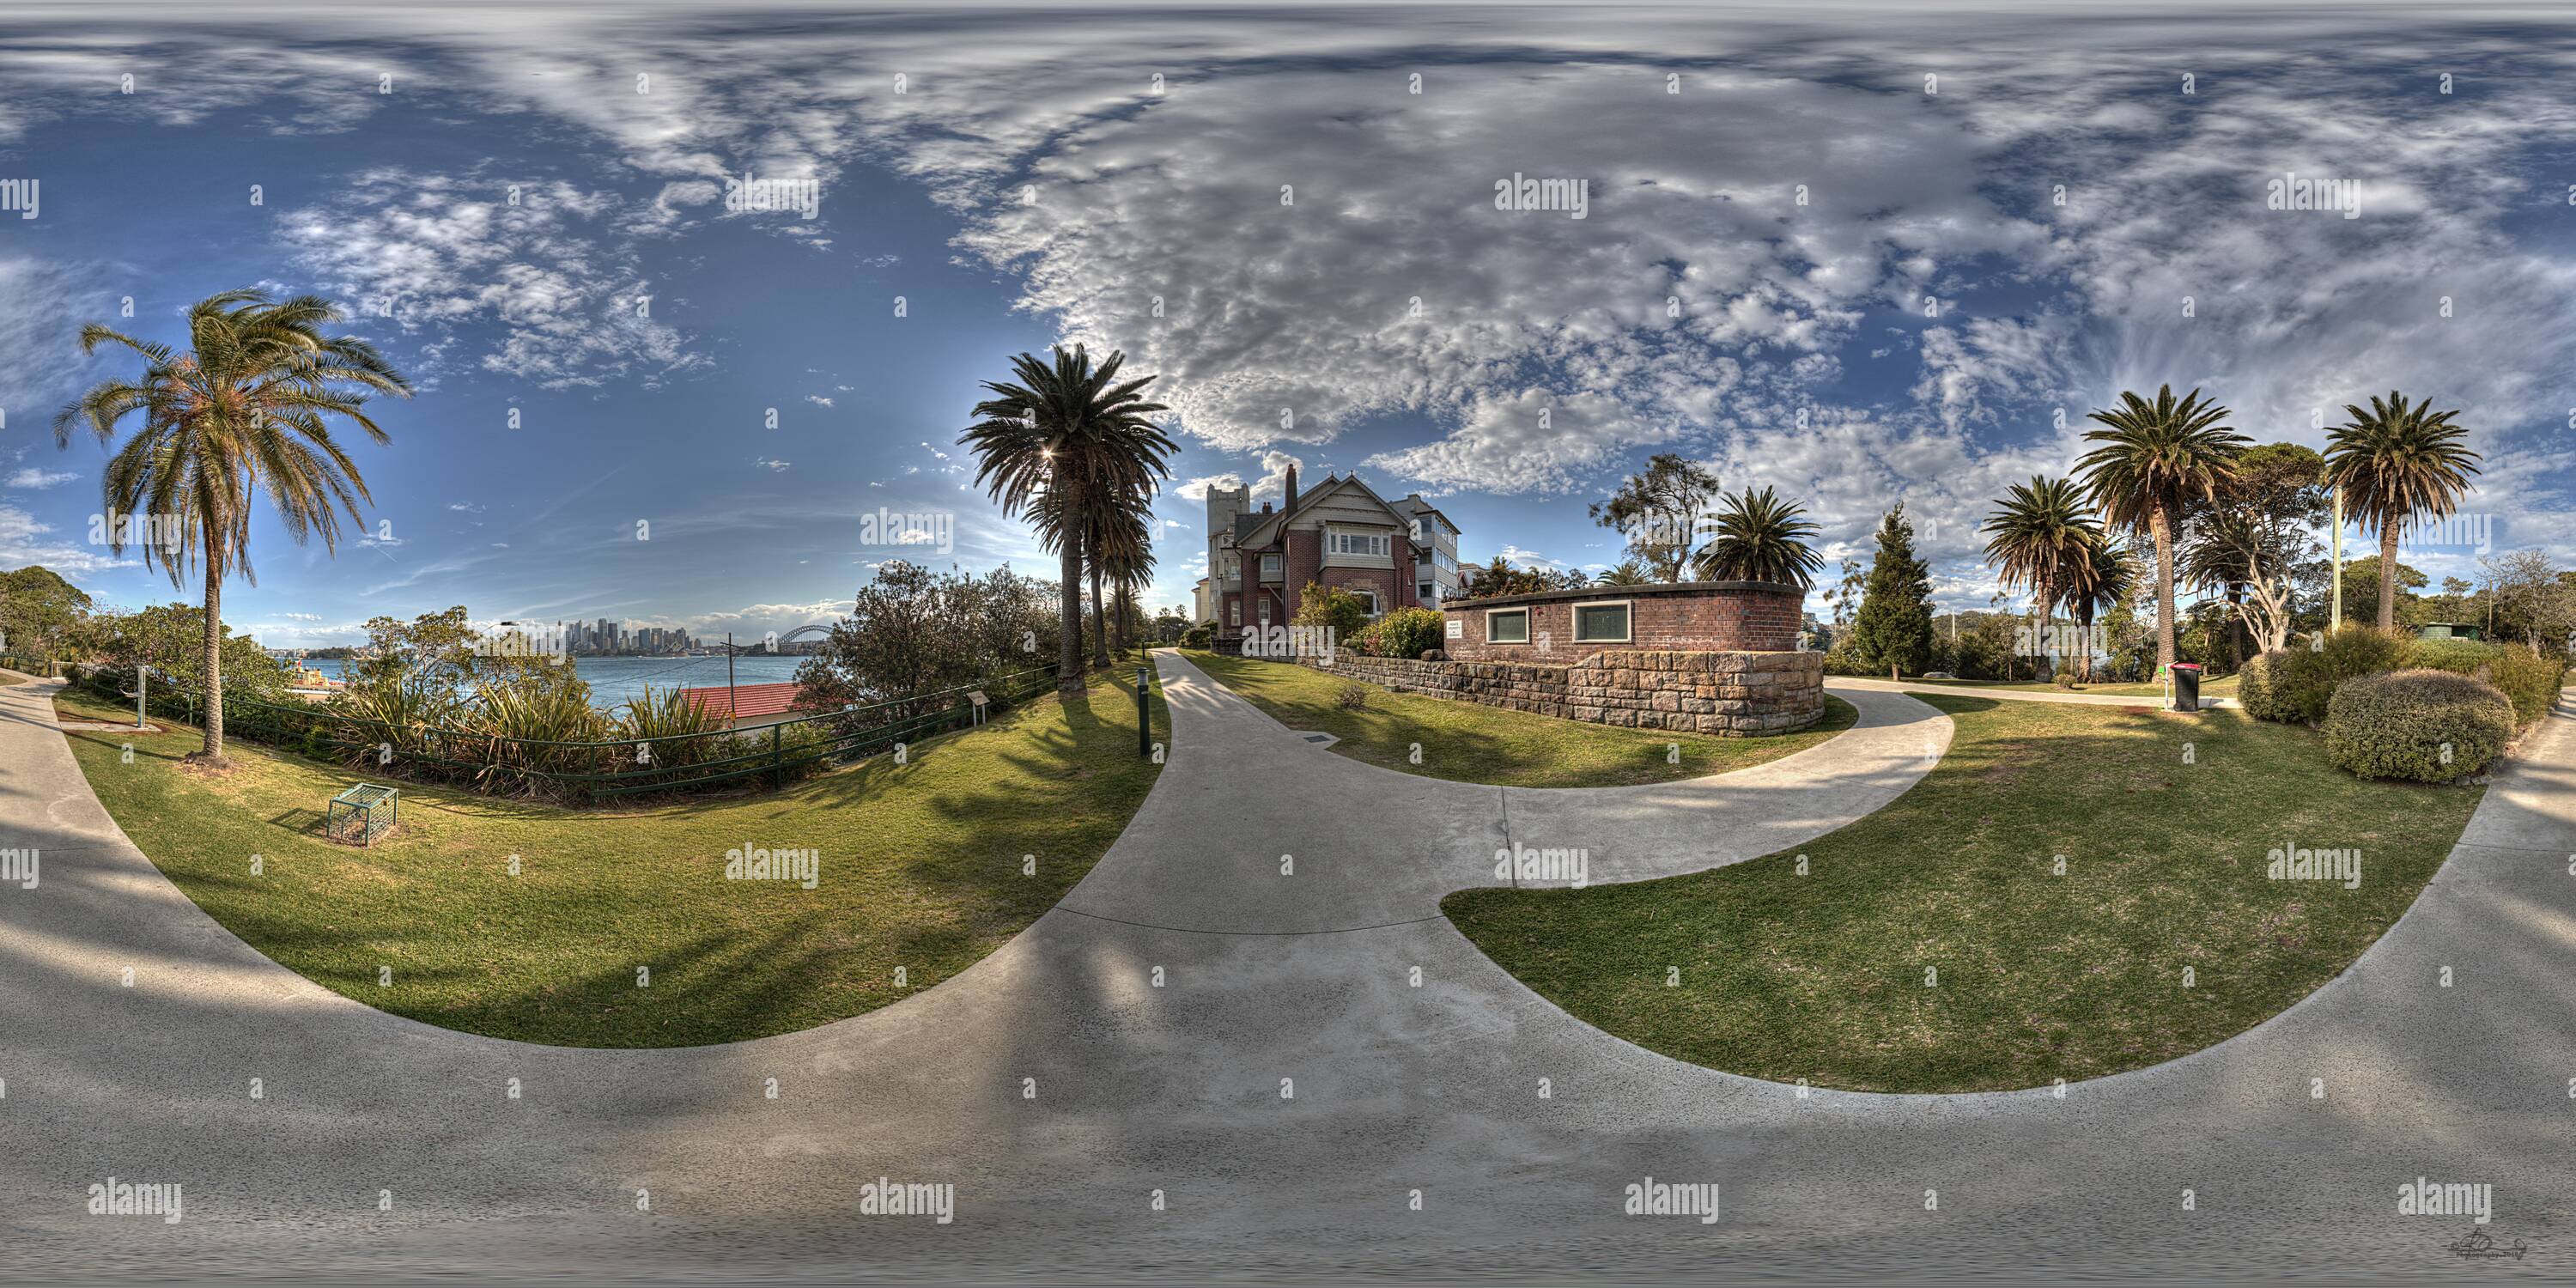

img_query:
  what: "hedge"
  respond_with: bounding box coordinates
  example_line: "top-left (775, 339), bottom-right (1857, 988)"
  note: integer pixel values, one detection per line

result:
top-left (2324, 669), bottom-right (2515, 783)
top-left (2239, 626), bottom-right (2409, 726)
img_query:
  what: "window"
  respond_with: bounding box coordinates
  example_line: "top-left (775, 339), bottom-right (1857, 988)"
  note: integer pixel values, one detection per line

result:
top-left (1486, 608), bottom-right (1530, 644)
top-left (1419, 582), bottom-right (1435, 602)
top-left (1261, 553), bottom-right (1282, 580)
top-left (1432, 549), bottom-right (1458, 573)
top-left (1572, 600), bottom-right (1632, 643)
top-left (1329, 530), bottom-right (1391, 557)
top-left (1258, 598), bottom-right (1273, 625)
top-left (1351, 588), bottom-right (1380, 617)
top-left (1229, 603), bottom-right (1240, 627)
top-left (1221, 552), bottom-right (1238, 579)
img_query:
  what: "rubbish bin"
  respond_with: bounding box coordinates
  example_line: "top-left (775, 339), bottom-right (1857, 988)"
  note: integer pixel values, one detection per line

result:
top-left (2169, 662), bottom-right (2202, 712)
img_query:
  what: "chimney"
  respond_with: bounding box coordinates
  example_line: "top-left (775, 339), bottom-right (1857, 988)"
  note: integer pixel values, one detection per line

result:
top-left (1262, 501), bottom-right (1273, 514)
top-left (1283, 465), bottom-right (1299, 513)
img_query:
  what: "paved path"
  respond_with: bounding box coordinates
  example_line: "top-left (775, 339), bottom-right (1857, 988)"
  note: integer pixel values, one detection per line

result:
top-left (1, 658), bottom-right (2570, 1280)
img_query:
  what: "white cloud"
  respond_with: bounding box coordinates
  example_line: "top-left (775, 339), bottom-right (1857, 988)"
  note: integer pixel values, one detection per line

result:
top-left (5, 467), bottom-right (76, 489)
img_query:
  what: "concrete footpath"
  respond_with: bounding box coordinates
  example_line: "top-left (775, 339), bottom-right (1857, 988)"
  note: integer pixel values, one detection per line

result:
top-left (0, 659), bottom-right (2571, 1280)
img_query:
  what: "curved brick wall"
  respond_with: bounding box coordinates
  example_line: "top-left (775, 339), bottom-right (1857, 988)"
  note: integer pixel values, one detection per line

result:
top-left (1441, 580), bottom-right (1803, 663)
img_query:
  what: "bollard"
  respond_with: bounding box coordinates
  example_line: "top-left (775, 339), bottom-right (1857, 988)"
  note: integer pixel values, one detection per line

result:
top-left (1136, 667), bottom-right (1151, 757)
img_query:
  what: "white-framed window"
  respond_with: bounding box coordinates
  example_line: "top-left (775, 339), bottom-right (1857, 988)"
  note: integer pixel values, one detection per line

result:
top-left (1485, 607), bottom-right (1530, 645)
top-left (1261, 553), bottom-right (1282, 580)
top-left (1351, 587), bottom-right (1381, 617)
top-left (1571, 599), bottom-right (1632, 643)
top-left (1419, 582), bottom-right (1436, 603)
top-left (1229, 602), bottom-right (1240, 627)
top-left (1258, 598), bottom-right (1273, 625)
top-left (1221, 552), bottom-right (1239, 578)
top-left (1329, 529), bottom-right (1392, 557)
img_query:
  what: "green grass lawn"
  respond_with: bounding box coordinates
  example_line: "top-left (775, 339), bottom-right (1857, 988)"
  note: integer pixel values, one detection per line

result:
top-left (54, 671), bottom-right (1167, 1048)
top-left (1899, 672), bottom-right (2242, 699)
top-left (1181, 650), bottom-right (1857, 788)
top-left (1443, 694), bottom-right (2482, 1092)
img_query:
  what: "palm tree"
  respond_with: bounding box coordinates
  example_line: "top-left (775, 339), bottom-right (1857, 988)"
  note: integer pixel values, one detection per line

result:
top-left (2075, 385), bottom-right (2248, 670)
top-left (1691, 486), bottom-right (1824, 586)
top-left (1596, 557), bottom-right (1652, 586)
top-left (2060, 532), bottom-right (2135, 683)
top-left (964, 345), bottom-right (1173, 695)
top-left (1981, 475), bottom-right (2099, 677)
top-left (2178, 507), bottom-right (2256, 667)
top-left (2324, 391), bottom-right (2480, 631)
top-left (53, 289), bottom-right (410, 763)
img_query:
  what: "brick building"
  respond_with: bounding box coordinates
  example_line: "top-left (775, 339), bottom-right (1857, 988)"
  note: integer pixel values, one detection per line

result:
top-left (1440, 581), bottom-right (1806, 662)
top-left (1205, 466), bottom-right (1429, 649)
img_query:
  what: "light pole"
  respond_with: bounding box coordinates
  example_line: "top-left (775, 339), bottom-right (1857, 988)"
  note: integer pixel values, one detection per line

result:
top-left (2329, 483), bottom-right (2344, 631)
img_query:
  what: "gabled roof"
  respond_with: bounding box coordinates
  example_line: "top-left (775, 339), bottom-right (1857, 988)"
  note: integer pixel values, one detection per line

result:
top-left (676, 681), bottom-right (823, 723)
top-left (1235, 472), bottom-right (1408, 548)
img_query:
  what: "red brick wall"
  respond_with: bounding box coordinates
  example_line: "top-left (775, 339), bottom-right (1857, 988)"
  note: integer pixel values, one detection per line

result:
top-left (1284, 530), bottom-right (1322, 622)
top-left (1318, 565), bottom-right (1400, 617)
top-left (1445, 583), bottom-right (1803, 662)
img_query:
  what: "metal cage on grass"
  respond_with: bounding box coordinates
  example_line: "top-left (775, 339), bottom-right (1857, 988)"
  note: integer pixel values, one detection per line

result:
top-left (327, 782), bottom-right (399, 846)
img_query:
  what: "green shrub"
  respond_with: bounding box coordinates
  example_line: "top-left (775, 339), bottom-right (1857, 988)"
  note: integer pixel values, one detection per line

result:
top-left (2400, 636), bottom-right (2494, 675)
top-left (1291, 581), bottom-right (1370, 646)
top-left (1180, 622), bottom-right (1213, 649)
top-left (2325, 669), bottom-right (2514, 782)
top-left (1367, 607), bottom-right (1446, 660)
top-left (2238, 652), bottom-right (2290, 722)
top-left (2484, 645), bottom-right (2567, 726)
top-left (2247, 625), bottom-right (2409, 725)
top-left (1334, 681), bottom-right (1371, 711)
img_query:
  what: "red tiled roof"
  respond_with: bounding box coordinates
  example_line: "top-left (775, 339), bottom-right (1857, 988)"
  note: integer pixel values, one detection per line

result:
top-left (677, 681), bottom-right (821, 722)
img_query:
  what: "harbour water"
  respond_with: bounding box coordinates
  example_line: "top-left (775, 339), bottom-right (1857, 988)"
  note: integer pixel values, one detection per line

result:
top-left (299, 655), bottom-right (811, 712)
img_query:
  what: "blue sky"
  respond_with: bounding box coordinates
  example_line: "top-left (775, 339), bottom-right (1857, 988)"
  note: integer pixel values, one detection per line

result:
top-left (3, 2), bottom-right (2573, 647)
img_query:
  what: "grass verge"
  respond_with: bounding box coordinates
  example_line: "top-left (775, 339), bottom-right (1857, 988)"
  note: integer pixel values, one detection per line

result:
top-left (1443, 694), bottom-right (2481, 1092)
top-left (1180, 650), bottom-right (1856, 788)
top-left (54, 670), bottom-right (1166, 1048)
top-left (1899, 673), bottom-right (2242, 699)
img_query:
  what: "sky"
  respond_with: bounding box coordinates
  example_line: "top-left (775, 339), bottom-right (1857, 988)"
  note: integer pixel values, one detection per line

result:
top-left (3, 1), bottom-right (2573, 647)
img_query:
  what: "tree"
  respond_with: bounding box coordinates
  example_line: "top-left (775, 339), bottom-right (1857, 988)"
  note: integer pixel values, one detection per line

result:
top-left (54, 289), bottom-right (412, 764)
top-left (2060, 533), bottom-right (2136, 682)
top-left (1290, 581), bottom-right (1369, 651)
top-left (2075, 385), bottom-right (2248, 671)
top-left (1464, 555), bottom-right (1558, 598)
top-left (92, 603), bottom-right (295, 704)
top-left (1849, 503), bottom-right (1935, 680)
top-left (0, 565), bottom-right (94, 659)
top-left (2324, 391), bottom-right (2481, 631)
top-left (796, 562), bottom-right (1062, 714)
top-left (1595, 558), bottom-right (1652, 586)
top-left (963, 345), bottom-right (1173, 695)
top-left (2336, 556), bottom-right (2427, 629)
top-left (1982, 475), bottom-right (2100, 675)
top-left (2179, 442), bottom-right (2324, 657)
top-left (1589, 453), bottom-right (1720, 581)
top-left (1691, 486), bottom-right (1824, 586)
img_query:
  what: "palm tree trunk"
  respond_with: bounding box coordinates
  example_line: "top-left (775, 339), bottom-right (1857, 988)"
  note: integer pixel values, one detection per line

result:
top-left (2077, 600), bottom-right (2096, 683)
top-left (199, 556), bottom-right (227, 762)
top-left (1090, 562), bottom-right (1109, 668)
top-left (2150, 506), bottom-right (2177, 670)
top-left (2377, 522), bottom-right (2398, 631)
top-left (1058, 511), bottom-right (1086, 696)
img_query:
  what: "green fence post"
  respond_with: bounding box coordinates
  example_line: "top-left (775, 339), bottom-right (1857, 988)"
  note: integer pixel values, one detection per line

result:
top-left (1136, 666), bottom-right (1150, 758)
top-left (770, 722), bottom-right (782, 791)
